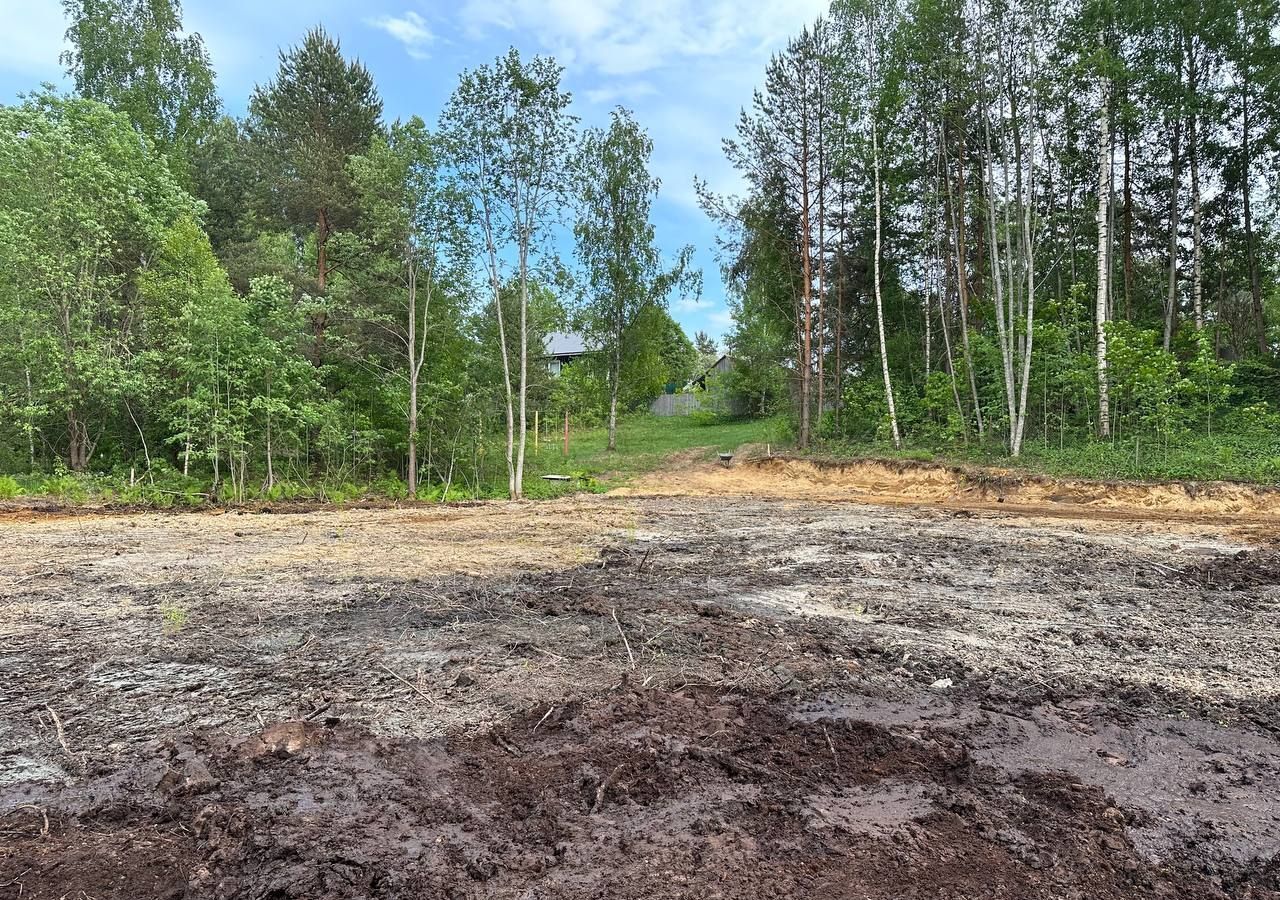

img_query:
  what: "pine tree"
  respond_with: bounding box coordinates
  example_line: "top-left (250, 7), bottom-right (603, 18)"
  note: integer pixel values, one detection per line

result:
top-left (247, 27), bottom-right (383, 354)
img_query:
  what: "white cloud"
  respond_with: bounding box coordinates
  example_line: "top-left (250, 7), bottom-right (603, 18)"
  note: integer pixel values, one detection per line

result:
top-left (583, 80), bottom-right (658, 106)
top-left (368, 10), bottom-right (434, 59)
top-left (458, 0), bottom-right (827, 76)
top-left (708, 307), bottom-right (735, 329)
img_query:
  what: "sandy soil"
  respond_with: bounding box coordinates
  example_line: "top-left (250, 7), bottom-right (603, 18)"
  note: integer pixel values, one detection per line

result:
top-left (1, 458), bottom-right (1278, 899)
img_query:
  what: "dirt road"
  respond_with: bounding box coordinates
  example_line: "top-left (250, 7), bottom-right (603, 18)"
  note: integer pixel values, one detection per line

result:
top-left (2, 459), bottom-right (1278, 898)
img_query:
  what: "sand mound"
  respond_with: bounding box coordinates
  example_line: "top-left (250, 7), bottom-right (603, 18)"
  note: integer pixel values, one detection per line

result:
top-left (617, 454), bottom-right (1280, 523)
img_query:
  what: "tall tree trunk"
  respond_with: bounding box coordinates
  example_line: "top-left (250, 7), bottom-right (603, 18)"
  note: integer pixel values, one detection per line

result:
top-left (1095, 97), bottom-right (1113, 439)
top-left (835, 221), bottom-right (845, 430)
top-left (798, 136), bottom-right (814, 449)
top-left (815, 71), bottom-right (827, 428)
top-left (24, 363), bottom-right (36, 470)
top-left (871, 118), bottom-right (901, 449)
top-left (1164, 106), bottom-right (1182, 352)
top-left (607, 319), bottom-right (621, 452)
top-left (1012, 55), bottom-right (1038, 458)
top-left (1241, 70), bottom-right (1267, 353)
top-left (313, 207), bottom-right (330, 359)
top-left (1189, 39), bottom-right (1204, 331)
top-left (515, 249), bottom-right (530, 500)
top-left (1122, 118), bottom-right (1134, 320)
top-left (67, 409), bottom-right (88, 472)
top-left (407, 259), bottom-right (419, 498)
top-left (480, 202), bottom-right (517, 498)
top-left (944, 129), bottom-right (984, 437)
top-left (985, 112), bottom-right (1017, 443)
top-left (265, 404), bottom-right (274, 491)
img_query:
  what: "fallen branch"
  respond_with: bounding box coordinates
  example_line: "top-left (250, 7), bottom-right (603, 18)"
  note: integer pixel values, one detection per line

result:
top-left (532, 705), bottom-right (557, 733)
top-left (15, 805), bottom-right (49, 838)
top-left (590, 764), bottom-right (625, 814)
top-left (44, 705), bottom-right (80, 771)
top-left (611, 608), bottom-right (636, 670)
top-left (377, 663), bottom-right (437, 706)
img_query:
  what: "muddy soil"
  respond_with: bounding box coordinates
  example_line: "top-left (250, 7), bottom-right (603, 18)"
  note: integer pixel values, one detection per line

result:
top-left (2, 462), bottom-right (1278, 899)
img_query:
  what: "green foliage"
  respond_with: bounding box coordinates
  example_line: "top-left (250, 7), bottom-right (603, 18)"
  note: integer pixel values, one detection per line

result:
top-left (573, 107), bottom-right (700, 445)
top-left (549, 359), bottom-right (609, 426)
top-left (5, 2), bottom-right (1279, 501)
top-left (41, 474), bottom-right (88, 502)
top-left (0, 92), bottom-right (198, 471)
top-left (440, 47), bottom-right (579, 497)
top-left (0, 476), bottom-right (21, 499)
top-left (160, 603), bottom-right (188, 632)
top-left (246, 26), bottom-right (382, 294)
top-left (60, 0), bottom-right (219, 169)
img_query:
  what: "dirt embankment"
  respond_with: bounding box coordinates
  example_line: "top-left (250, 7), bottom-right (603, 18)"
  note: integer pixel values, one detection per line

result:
top-left (618, 454), bottom-right (1280, 526)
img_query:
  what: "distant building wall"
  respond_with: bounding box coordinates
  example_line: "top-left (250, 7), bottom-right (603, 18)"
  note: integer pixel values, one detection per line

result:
top-left (650, 393), bottom-right (705, 416)
top-left (649, 391), bottom-right (747, 417)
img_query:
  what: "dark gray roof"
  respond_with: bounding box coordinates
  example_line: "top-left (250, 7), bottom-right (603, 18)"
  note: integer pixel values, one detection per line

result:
top-left (545, 331), bottom-right (590, 357)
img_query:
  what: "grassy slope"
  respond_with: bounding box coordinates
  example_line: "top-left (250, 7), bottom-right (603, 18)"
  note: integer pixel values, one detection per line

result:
top-left (517, 415), bottom-right (779, 497)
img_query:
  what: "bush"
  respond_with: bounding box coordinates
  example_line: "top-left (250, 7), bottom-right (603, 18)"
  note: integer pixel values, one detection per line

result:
top-left (0, 475), bottom-right (20, 499)
top-left (40, 474), bottom-right (88, 502)
top-left (372, 474), bottom-right (409, 500)
top-left (687, 406), bottom-right (723, 427)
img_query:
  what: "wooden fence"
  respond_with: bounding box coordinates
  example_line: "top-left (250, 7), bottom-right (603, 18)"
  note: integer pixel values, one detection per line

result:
top-left (649, 393), bottom-right (704, 416)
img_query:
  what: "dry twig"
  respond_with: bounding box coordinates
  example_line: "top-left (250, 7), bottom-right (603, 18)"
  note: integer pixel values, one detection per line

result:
top-left (611, 608), bottom-right (636, 669)
top-left (15, 805), bottom-right (49, 838)
top-left (44, 704), bottom-right (79, 770)
top-left (378, 663), bottom-right (437, 706)
top-left (532, 705), bottom-right (557, 732)
top-left (590, 764), bottom-right (625, 814)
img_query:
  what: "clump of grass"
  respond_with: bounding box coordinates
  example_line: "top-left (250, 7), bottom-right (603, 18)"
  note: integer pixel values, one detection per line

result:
top-left (160, 603), bottom-right (188, 632)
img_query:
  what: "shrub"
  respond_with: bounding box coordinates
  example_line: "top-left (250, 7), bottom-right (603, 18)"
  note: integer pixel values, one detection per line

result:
top-left (372, 474), bottom-right (409, 500)
top-left (0, 475), bottom-right (20, 499)
top-left (40, 474), bottom-right (87, 502)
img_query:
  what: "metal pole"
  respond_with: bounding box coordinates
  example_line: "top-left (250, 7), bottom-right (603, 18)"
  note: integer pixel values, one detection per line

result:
top-left (563, 410), bottom-right (569, 458)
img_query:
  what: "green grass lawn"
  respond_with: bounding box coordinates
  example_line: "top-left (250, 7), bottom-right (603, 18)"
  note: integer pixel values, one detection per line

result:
top-left (0, 415), bottom-right (784, 506)
top-left (513, 414), bottom-right (784, 498)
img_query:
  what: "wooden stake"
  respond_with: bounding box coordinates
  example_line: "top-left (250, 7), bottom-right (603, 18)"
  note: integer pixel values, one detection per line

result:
top-left (534, 409), bottom-right (539, 456)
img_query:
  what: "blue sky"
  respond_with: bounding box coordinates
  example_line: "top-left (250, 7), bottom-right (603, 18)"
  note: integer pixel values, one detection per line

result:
top-left (0, 0), bottom-right (827, 345)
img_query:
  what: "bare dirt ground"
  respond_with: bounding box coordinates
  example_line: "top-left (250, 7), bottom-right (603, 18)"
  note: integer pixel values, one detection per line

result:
top-left (2, 457), bottom-right (1279, 899)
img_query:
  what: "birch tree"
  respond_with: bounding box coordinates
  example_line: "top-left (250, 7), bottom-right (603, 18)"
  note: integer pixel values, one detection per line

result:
top-left (349, 118), bottom-right (470, 497)
top-left (1095, 91), bottom-right (1113, 439)
top-left (442, 49), bottom-right (576, 499)
top-left (574, 108), bottom-right (699, 452)
top-left (862, 1), bottom-right (902, 448)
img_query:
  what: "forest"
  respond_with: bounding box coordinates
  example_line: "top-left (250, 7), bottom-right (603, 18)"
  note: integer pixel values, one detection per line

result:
top-left (1, 0), bottom-right (1279, 504)
top-left (710, 0), bottom-right (1280, 481)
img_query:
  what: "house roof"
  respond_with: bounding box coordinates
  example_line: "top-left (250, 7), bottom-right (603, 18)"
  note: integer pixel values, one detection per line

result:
top-left (545, 331), bottom-right (590, 357)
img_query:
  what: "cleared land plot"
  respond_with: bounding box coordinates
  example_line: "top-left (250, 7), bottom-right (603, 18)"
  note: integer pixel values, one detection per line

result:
top-left (2, 460), bottom-right (1278, 899)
